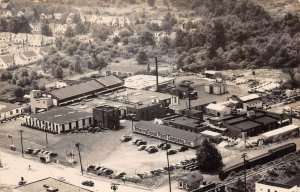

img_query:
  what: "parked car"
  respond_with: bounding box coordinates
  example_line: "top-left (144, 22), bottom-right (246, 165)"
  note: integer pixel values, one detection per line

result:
top-left (82, 180), bottom-right (94, 187)
top-left (136, 140), bottom-right (147, 146)
top-left (25, 148), bottom-right (34, 154)
top-left (120, 135), bottom-right (132, 142)
top-left (161, 143), bottom-right (171, 150)
top-left (157, 143), bottom-right (165, 148)
top-left (33, 149), bottom-right (41, 155)
top-left (167, 149), bottom-right (177, 155)
top-left (137, 145), bottom-right (147, 151)
top-left (147, 147), bottom-right (158, 154)
top-left (87, 165), bottom-right (96, 172)
top-left (178, 146), bottom-right (189, 152)
top-left (132, 139), bottom-right (141, 145)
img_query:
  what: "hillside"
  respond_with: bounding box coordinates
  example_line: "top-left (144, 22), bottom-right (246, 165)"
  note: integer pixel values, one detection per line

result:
top-left (253, 0), bottom-right (300, 17)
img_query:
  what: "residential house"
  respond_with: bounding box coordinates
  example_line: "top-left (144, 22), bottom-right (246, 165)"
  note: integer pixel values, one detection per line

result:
top-left (66, 13), bottom-right (75, 24)
top-left (206, 103), bottom-right (231, 117)
top-left (0, 102), bottom-right (24, 122)
top-left (54, 13), bottom-right (62, 20)
top-left (11, 33), bottom-right (28, 45)
top-left (155, 31), bottom-right (169, 42)
top-left (30, 23), bottom-right (42, 34)
top-left (178, 173), bottom-right (204, 191)
top-left (0, 43), bottom-right (9, 55)
top-left (1, 10), bottom-right (12, 18)
top-left (19, 51), bottom-right (39, 64)
top-left (17, 11), bottom-right (24, 17)
top-left (111, 17), bottom-right (130, 27)
top-left (0, 54), bottom-right (15, 69)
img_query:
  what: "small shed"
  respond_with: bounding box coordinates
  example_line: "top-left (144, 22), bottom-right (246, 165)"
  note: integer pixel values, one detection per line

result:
top-left (178, 172), bottom-right (204, 191)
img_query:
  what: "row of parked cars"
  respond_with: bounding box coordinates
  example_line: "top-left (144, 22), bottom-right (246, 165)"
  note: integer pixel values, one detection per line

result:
top-left (70, 126), bottom-right (109, 134)
top-left (86, 165), bottom-right (114, 176)
top-left (25, 148), bottom-right (58, 157)
top-left (181, 158), bottom-right (200, 171)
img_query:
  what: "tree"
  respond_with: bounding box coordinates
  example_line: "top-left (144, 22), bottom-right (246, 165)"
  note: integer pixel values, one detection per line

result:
top-left (92, 25), bottom-right (112, 41)
top-left (64, 26), bottom-right (75, 38)
top-left (161, 12), bottom-right (177, 34)
top-left (13, 86), bottom-right (24, 98)
top-left (136, 50), bottom-right (148, 65)
top-left (227, 178), bottom-right (247, 192)
top-left (196, 139), bottom-right (223, 172)
top-left (41, 23), bottom-right (53, 37)
top-left (139, 30), bottom-right (155, 46)
top-left (52, 66), bottom-right (63, 78)
top-left (148, 0), bottom-right (155, 7)
top-left (75, 22), bottom-right (87, 35)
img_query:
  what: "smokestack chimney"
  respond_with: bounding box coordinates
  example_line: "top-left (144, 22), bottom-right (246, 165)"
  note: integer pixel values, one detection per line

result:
top-left (155, 57), bottom-right (158, 92)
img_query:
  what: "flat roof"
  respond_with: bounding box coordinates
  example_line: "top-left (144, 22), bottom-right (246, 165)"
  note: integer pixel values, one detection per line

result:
top-left (14, 177), bottom-right (93, 192)
top-left (30, 107), bottom-right (92, 125)
top-left (0, 102), bottom-right (22, 113)
top-left (261, 124), bottom-right (299, 138)
top-left (135, 121), bottom-right (201, 142)
top-left (200, 130), bottom-right (221, 137)
top-left (206, 103), bottom-right (228, 111)
top-left (254, 116), bottom-right (278, 125)
top-left (124, 75), bottom-right (174, 90)
top-left (233, 120), bottom-right (261, 131)
top-left (50, 80), bottom-right (104, 101)
top-left (239, 94), bottom-right (260, 102)
top-left (224, 116), bottom-right (247, 124)
top-left (163, 115), bottom-right (204, 129)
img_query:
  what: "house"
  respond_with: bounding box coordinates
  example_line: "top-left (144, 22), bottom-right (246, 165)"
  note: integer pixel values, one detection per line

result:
top-left (54, 13), bottom-right (62, 20)
top-left (0, 43), bottom-right (9, 55)
top-left (13, 177), bottom-right (94, 192)
top-left (11, 33), bottom-right (27, 45)
top-left (19, 51), bottom-right (39, 64)
top-left (0, 102), bottom-right (24, 122)
top-left (154, 31), bottom-right (169, 42)
top-left (0, 54), bottom-right (15, 69)
top-left (239, 94), bottom-right (263, 110)
top-left (1, 10), bottom-right (12, 18)
top-left (256, 175), bottom-right (300, 192)
top-left (30, 23), bottom-right (42, 34)
top-left (206, 103), bottom-right (231, 117)
top-left (17, 11), bottom-right (24, 17)
top-left (179, 172), bottom-right (204, 191)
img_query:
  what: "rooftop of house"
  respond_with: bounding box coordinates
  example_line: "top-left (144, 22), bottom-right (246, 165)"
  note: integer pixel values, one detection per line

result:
top-left (0, 102), bottom-right (22, 113)
top-left (179, 172), bottom-right (204, 183)
top-left (22, 51), bottom-right (37, 58)
top-left (0, 54), bottom-right (14, 64)
top-left (14, 177), bottom-right (93, 192)
top-left (124, 75), bottom-right (174, 90)
top-left (30, 107), bottom-right (92, 125)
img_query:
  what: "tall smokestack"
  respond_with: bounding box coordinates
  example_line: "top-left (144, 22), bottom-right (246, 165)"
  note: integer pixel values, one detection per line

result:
top-left (156, 57), bottom-right (158, 92)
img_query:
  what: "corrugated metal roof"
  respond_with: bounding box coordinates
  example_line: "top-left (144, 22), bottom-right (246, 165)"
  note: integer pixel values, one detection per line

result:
top-left (50, 80), bottom-right (104, 100)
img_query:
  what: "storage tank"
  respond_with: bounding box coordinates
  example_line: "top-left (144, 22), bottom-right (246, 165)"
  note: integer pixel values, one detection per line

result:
top-left (205, 84), bottom-right (212, 94)
top-left (213, 85), bottom-right (221, 95)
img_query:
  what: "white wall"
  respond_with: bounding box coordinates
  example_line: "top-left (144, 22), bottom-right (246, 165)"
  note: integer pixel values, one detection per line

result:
top-left (255, 182), bottom-right (297, 192)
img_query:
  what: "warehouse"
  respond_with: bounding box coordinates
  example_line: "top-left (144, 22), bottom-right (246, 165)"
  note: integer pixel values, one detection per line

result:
top-left (25, 107), bottom-right (92, 134)
top-left (134, 121), bottom-right (203, 148)
top-left (0, 102), bottom-right (24, 122)
top-left (260, 124), bottom-right (299, 142)
top-left (124, 74), bottom-right (175, 90)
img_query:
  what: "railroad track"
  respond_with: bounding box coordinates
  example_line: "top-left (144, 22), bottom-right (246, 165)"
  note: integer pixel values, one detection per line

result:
top-left (223, 152), bottom-right (300, 186)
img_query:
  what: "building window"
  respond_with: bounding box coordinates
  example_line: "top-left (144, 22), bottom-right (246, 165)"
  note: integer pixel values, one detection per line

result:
top-left (83, 119), bottom-right (85, 126)
top-left (10, 111), bottom-right (13, 115)
top-left (267, 189), bottom-right (270, 192)
top-left (16, 109), bottom-right (19, 113)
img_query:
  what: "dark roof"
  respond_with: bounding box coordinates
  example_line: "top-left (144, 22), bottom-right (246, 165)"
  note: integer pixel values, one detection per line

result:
top-left (14, 177), bottom-right (93, 192)
top-left (224, 116), bottom-right (247, 125)
top-left (0, 102), bottom-right (22, 113)
top-left (257, 180), bottom-right (294, 189)
top-left (283, 174), bottom-right (300, 187)
top-left (180, 172), bottom-right (204, 183)
top-left (30, 107), bottom-right (92, 125)
top-left (50, 80), bottom-right (104, 101)
top-left (96, 75), bottom-right (123, 87)
top-left (22, 51), bottom-right (37, 58)
top-left (135, 121), bottom-right (201, 142)
top-left (233, 120), bottom-right (261, 131)
top-left (0, 55), bottom-right (14, 64)
top-left (163, 115), bottom-right (204, 129)
top-left (254, 116), bottom-right (278, 125)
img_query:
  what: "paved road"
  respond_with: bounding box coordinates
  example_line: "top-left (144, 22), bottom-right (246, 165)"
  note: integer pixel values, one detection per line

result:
top-left (0, 151), bottom-right (152, 192)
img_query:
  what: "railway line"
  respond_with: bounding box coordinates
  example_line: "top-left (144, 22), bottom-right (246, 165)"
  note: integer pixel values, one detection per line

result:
top-left (223, 151), bottom-right (300, 186)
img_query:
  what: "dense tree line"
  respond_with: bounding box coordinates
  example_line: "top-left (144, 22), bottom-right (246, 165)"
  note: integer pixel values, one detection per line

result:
top-left (172, 0), bottom-right (300, 72)
top-left (0, 16), bottom-right (31, 34)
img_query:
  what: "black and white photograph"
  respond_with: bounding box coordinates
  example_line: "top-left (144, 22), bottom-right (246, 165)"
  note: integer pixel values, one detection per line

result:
top-left (0, 0), bottom-right (300, 192)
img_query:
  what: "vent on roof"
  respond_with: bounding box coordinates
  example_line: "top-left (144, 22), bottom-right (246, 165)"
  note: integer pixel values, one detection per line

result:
top-left (54, 115), bottom-right (62, 117)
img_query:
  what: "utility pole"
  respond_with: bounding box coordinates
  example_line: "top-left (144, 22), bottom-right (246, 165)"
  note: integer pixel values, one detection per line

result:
top-left (165, 136), bottom-right (172, 192)
top-left (75, 143), bottom-right (84, 175)
top-left (188, 92), bottom-right (191, 110)
top-left (242, 153), bottom-right (247, 192)
top-left (19, 130), bottom-right (24, 158)
top-left (155, 57), bottom-right (159, 92)
top-left (45, 126), bottom-right (48, 148)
